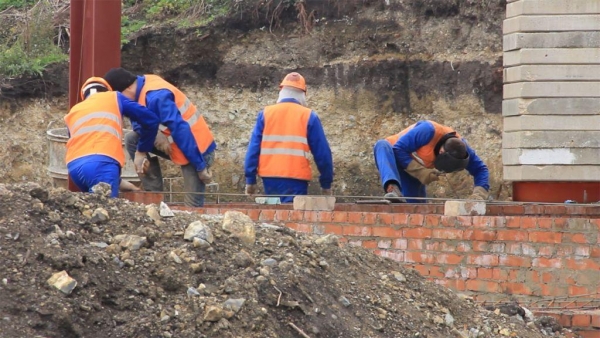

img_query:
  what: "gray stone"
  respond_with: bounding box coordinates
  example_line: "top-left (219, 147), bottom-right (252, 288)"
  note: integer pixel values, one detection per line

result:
top-left (221, 211), bottom-right (256, 246)
top-left (233, 250), bottom-right (254, 267)
top-left (339, 296), bottom-right (351, 307)
top-left (91, 182), bottom-right (112, 197)
top-left (502, 98), bottom-right (600, 116)
top-left (203, 305), bottom-right (224, 322)
top-left (184, 221), bottom-right (214, 243)
top-left (504, 82), bottom-right (600, 99)
top-left (192, 237), bottom-right (211, 249)
top-left (504, 115), bottom-right (600, 131)
top-left (503, 32), bottom-right (600, 51)
top-left (445, 313), bottom-right (455, 327)
top-left (314, 234), bottom-right (339, 245)
top-left (223, 298), bottom-right (246, 313)
top-left (187, 287), bottom-right (200, 296)
top-left (293, 196), bottom-right (336, 211)
top-left (114, 234), bottom-right (148, 251)
top-left (506, 0), bottom-right (600, 18)
top-left (503, 148), bottom-right (600, 165)
top-left (159, 202), bottom-right (174, 217)
top-left (91, 208), bottom-right (109, 224)
top-left (89, 241), bottom-right (108, 248)
top-left (503, 48), bottom-right (600, 67)
top-left (504, 165), bottom-right (600, 181)
top-left (145, 205), bottom-right (161, 222)
top-left (169, 251), bottom-right (182, 264)
top-left (393, 271), bottom-right (407, 282)
top-left (502, 131), bottom-right (600, 148)
top-left (47, 270), bottom-right (77, 295)
top-left (504, 65), bottom-right (600, 83)
top-left (261, 258), bottom-right (278, 267)
top-left (503, 15), bottom-right (600, 34)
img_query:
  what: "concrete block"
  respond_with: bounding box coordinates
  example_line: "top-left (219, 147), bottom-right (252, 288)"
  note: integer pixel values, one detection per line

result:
top-left (503, 15), bottom-right (600, 34)
top-left (47, 270), bottom-right (77, 295)
top-left (293, 196), bottom-right (336, 211)
top-left (503, 115), bottom-right (600, 131)
top-left (503, 148), bottom-right (600, 165)
top-left (444, 200), bottom-right (486, 216)
top-left (502, 98), bottom-right (600, 116)
top-left (503, 32), bottom-right (600, 51)
top-left (503, 165), bottom-right (600, 181)
top-left (504, 65), bottom-right (600, 83)
top-left (507, 0), bottom-right (600, 18)
top-left (503, 48), bottom-right (600, 67)
top-left (503, 82), bottom-right (600, 99)
top-left (502, 131), bottom-right (600, 148)
top-left (255, 197), bottom-right (281, 205)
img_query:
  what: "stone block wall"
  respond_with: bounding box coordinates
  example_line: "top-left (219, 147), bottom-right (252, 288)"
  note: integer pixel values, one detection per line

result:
top-left (502, 0), bottom-right (600, 185)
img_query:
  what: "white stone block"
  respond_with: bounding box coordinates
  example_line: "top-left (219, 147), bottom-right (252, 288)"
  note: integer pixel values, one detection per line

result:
top-left (503, 32), bottom-right (600, 51)
top-left (503, 82), bottom-right (600, 99)
top-left (502, 98), bottom-right (600, 116)
top-left (293, 196), bottom-right (336, 211)
top-left (503, 115), bottom-right (600, 131)
top-left (444, 201), bottom-right (486, 217)
top-left (503, 148), bottom-right (600, 165)
top-left (502, 131), bottom-right (600, 148)
top-left (503, 48), bottom-right (600, 66)
top-left (507, 0), bottom-right (600, 18)
top-left (504, 65), bottom-right (600, 83)
top-left (503, 165), bottom-right (600, 181)
top-left (503, 15), bottom-right (600, 34)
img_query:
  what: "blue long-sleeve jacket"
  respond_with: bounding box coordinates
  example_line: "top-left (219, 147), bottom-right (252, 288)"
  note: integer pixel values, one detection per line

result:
top-left (131, 75), bottom-right (216, 171)
top-left (392, 120), bottom-right (489, 190)
top-left (244, 99), bottom-right (334, 189)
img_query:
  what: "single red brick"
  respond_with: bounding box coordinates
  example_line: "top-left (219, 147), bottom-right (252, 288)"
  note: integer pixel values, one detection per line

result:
top-left (466, 280), bottom-right (500, 292)
top-left (565, 258), bottom-right (600, 270)
top-left (377, 239), bottom-right (392, 249)
top-left (541, 272), bottom-right (554, 283)
top-left (377, 213), bottom-right (393, 225)
top-left (413, 264), bottom-right (429, 276)
top-left (288, 210), bottom-right (304, 221)
top-left (553, 218), bottom-right (568, 230)
top-left (393, 213), bottom-right (409, 225)
top-left (342, 225), bottom-right (373, 237)
top-left (322, 223), bottom-right (343, 235)
top-left (424, 215), bottom-right (440, 226)
top-left (446, 279), bottom-right (466, 291)
top-left (502, 282), bottom-right (532, 295)
top-left (303, 211), bottom-right (319, 222)
top-left (347, 212), bottom-right (363, 224)
top-left (259, 210), bottom-right (277, 221)
top-left (463, 230), bottom-right (497, 241)
top-left (363, 213), bottom-right (377, 225)
top-left (407, 239), bottom-right (423, 250)
top-left (456, 216), bottom-right (473, 226)
top-left (317, 211), bottom-right (332, 222)
top-left (296, 223), bottom-right (313, 233)
top-left (520, 217), bottom-right (537, 229)
top-left (492, 268), bottom-right (509, 280)
top-left (274, 210), bottom-right (290, 222)
top-left (506, 216), bottom-right (521, 228)
top-left (467, 254), bottom-right (499, 267)
top-left (247, 209), bottom-right (261, 220)
top-left (393, 238), bottom-right (407, 249)
top-left (372, 226), bottom-right (400, 238)
top-left (285, 222), bottom-right (299, 231)
top-left (403, 228), bottom-right (432, 239)
top-left (591, 313), bottom-right (600, 328)
top-left (571, 314), bottom-right (592, 328)
top-left (425, 241), bottom-right (439, 251)
top-left (532, 257), bottom-right (562, 268)
top-left (472, 241), bottom-right (488, 251)
top-left (538, 245), bottom-right (554, 257)
top-left (362, 240), bottom-right (378, 249)
top-left (435, 254), bottom-right (464, 265)
top-left (496, 230), bottom-right (528, 241)
top-left (577, 330), bottom-right (600, 338)
top-left (405, 252), bottom-right (435, 264)
top-left (429, 267), bottom-right (445, 278)
top-left (565, 233), bottom-right (591, 244)
top-left (545, 205), bottom-right (567, 215)
top-left (556, 246), bottom-right (574, 257)
top-left (499, 255), bottom-right (531, 267)
top-left (477, 268), bottom-right (493, 279)
top-left (440, 216), bottom-right (457, 227)
top-left (501, 205), bottom-right (525, 215)
top-left (591, 247), bottom-right (600, 258)
top-left (408, 214), bottom-right (424, 226)
top-left (432, 228), bottom-right (463, 240)
top-left (529, 231), bottom-right (562, 243)
top-left (456, 242), bottom-right (472, 252)
top-left (537, 217), bottom-right (553, 229)
top-left (472, 216), bottom-right (490, 228)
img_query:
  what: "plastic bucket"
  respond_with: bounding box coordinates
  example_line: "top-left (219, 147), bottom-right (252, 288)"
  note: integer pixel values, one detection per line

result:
top-left (46, 128), bottom-right (140, 189)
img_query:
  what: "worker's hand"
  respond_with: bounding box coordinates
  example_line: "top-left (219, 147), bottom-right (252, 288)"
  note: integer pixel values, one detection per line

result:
top-left (405, 160), bottom-right (442, 185)
top-left (468, 186), bottom-right (489, 201)
top-left (198, 168), bottom-right (213, 184)
top-left (245, 184), bottom-right (258, 196)
top-left (321, 188), bottom-right (332, 196)
top-left (154, 132), bottom-right (172, 156)
top-left (119, 180), bottom-right (140, 192)
top-left (133, 151), bottom-right (149, 175)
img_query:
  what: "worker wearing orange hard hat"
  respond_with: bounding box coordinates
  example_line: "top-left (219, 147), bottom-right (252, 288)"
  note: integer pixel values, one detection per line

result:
top-left (244, 72), bottom-right (334, 203)
top-left (64, 77), bottom-right (160, 197)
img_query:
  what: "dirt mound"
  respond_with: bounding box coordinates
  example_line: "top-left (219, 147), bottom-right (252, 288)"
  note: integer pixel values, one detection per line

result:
top-left (0, 183), bottom-right (569, 338)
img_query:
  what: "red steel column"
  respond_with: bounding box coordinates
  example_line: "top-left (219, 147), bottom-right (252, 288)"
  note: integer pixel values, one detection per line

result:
top-left (68, 0), bottom-right (121, 191)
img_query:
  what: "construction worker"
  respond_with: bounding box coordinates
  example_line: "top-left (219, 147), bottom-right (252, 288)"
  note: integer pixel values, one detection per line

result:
top-left (244, 72), bottom-right (334, 203)
top-left (374, 120), bottom-right (489, 203)
top-left (64, 77), bottom-right (160, 197)
top-left (103, 68), bottom-right (216, 207)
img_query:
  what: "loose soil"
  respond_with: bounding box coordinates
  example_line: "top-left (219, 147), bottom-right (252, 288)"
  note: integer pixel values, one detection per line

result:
top-left (0, 183), bottom-right (572, 338)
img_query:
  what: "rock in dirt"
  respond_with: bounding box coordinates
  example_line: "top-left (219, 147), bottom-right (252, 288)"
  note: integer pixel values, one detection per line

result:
top-left (184, 220), bottom-right (214, 243)
top-left (221, 211), bottom-right (255, 246)
top-left (91, 207), bottom-right (109, 224)
top-left (47, 270), bottom-right (77, 294)
top-left (159, 202), bottom-right (174, 217)
top-left (114, 234), bottom-right (147, 251)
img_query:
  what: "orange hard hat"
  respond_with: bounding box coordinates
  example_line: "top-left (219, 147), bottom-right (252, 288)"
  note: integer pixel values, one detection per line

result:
top-left (279, 72), bottom-right (306, 92)
top-left (80, 77), bottom-right (113, 100)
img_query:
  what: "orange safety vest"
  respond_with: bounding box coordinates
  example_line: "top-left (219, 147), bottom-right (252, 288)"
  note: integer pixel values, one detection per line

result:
top-left (138, 75), bottom-right (214, 166)
top-left (385, 121), bottom-right (459, 169)
top-left (258, 102), bottom-right (312, 180)
top-left (64, 92), bottom-right (125, 166)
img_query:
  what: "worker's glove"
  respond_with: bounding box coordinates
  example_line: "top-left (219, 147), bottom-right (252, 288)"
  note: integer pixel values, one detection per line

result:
top-left (154, 132), bottom-right (172, 156)
top-left (198, 168), bottom-right (213, 184)
top-left (133, 151), bottom-right (149, 175)
top-left (321, 188), bottom-right (332, 196)
top-left (245, 184), bottom-right (258, 195)
top-left (468, 186), bottom-right (489, 201)
top-left (405, 160), bottom-right (442, 185)
top-left (119, 180), bottom-right (140, 192)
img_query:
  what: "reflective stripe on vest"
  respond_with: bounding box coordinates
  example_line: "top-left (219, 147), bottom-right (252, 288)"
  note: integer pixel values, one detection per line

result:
top-left (258, 102), bottom-right (312, 181)
top-left (384, 120), bottom-right (457, 169)
top-left (139, 75), bottom-right (215, 165)
top-left (64, 92), bottom-right (125, 166)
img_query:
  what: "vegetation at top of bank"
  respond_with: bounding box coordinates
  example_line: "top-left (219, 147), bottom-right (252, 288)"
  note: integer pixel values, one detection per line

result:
top-left (0, 0), bottom-right (313, 78)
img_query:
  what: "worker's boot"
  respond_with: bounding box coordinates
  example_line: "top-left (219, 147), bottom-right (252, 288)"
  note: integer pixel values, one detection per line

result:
top-left (384, 184), bottom-right (405, 203)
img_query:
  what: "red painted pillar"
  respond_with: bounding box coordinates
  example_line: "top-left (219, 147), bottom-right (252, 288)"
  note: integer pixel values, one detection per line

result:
top-left (68, 0), bottom-right (121, 191)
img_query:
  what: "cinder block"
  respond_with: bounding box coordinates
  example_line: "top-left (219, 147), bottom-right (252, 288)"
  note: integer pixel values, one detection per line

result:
top-left (503, 165), bottom-right (600, 181)
top-left (502, 131), bottom-right (600, 149)
top-left (506, 0), bottom-right (600, 18)
top-left (293, 196), bottom-right (336, 211)
top-left (444, 200), bottom-right (486, 216)
top-left (502, 148), bottom-right (600, 165)
top-left (503, 115), bottom-right (600, 131)
top-left (503, 15), bottom-right (600, 34)
top-left (502, 98), bottom-right (600, 116)
top-left (503, 32), bottom-right (600, 51)
top-left (504, 65), bottom-right (600, 83)
top-left (503, 82), bottom-right (600, 99)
